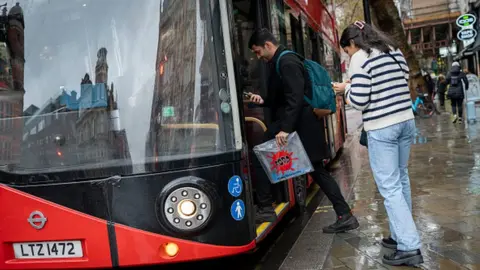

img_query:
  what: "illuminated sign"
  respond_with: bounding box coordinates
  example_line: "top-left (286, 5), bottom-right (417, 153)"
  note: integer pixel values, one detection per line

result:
top-left (439, 47), bottom-right (448, 57)
top-left (457, 28), bottom-right (478, 41)
top-left (162, 106), bottom-right (175, 117)
top-left (456, 14), bottom-right (477, 28)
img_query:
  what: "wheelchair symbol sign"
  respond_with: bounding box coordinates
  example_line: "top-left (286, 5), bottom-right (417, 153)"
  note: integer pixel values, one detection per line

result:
top-left (228, 176), bottom-right (243, 197)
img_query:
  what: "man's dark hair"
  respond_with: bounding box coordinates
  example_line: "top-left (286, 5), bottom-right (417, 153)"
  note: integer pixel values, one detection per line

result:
top-left (248, 28), bottom-right (278, 49)
top-left (340, 23), bottom-right (398, 54)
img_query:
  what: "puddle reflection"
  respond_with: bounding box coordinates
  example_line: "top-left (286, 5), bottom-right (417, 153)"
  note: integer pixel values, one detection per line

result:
top-left (413, 127), bottom-right (428, 144)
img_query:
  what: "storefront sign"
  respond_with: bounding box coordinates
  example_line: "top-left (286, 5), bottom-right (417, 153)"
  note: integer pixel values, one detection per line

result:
top-left (439, 47), bottom-right (449, 57)
top-left (457, 28), bottom-right (478, 41)
top-left (456, 14), bottom-right (477, 28)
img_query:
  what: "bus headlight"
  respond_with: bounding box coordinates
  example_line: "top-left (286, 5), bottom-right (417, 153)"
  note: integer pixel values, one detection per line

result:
top-left (178, 200), bottom-right (196, 217)
top-left (163, 187), bottom-right (212, 231)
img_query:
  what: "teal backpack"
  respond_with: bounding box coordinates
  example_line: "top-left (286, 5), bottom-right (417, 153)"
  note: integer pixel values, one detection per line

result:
top-left (275, 50), bottom-right (336, 113)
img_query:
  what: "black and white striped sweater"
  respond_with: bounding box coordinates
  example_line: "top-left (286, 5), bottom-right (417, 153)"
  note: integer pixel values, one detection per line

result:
top-left (345, 48), bottom-right (414, 131)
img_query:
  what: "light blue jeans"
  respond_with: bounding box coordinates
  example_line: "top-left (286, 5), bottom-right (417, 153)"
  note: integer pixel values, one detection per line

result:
top-left (367, 119), bottom-right (421, 251)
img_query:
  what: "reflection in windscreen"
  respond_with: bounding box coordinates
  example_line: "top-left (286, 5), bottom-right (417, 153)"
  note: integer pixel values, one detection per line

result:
top-left (0, 0), bottom-right (235, 174)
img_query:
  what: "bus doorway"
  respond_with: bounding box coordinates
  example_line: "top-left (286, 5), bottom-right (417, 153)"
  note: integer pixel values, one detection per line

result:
top-left (231, 0), bottom-right (338, 241)
top-left (231, 0), bottom-right (292, 233)
top-left (231, 0), bottom-right (348, 240)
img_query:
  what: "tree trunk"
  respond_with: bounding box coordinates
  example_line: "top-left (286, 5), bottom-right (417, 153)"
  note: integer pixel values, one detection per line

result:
top-left (369, 0), bottom-right (425, 99)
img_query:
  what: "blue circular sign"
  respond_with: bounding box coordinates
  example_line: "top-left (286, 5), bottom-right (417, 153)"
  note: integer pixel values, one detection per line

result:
top-left (227, 175), bottom-right (243, 197)
top-left (230, 199), bottom-right (245, 221)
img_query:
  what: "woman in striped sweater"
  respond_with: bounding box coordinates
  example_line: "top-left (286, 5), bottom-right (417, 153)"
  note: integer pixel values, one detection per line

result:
top-left (333, 21), bottom-right (423, 267)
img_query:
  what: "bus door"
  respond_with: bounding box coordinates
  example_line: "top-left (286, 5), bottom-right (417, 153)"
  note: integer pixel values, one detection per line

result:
top-left (324, 38), bottom-right (346, 154)
top-left (319, 36), bottom-right (337, 158)
top-left (272, 4), bottom-right (334, 161)
top-left (231, 0), bottom-right (291, 209)
top-left (306, 28), bottom-right (335, 159)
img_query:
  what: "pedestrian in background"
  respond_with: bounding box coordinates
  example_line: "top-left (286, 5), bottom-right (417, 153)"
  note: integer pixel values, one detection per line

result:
top-left (436, 74), bottom-right (447, 108)
top-left (446, 62), bottom-right (469, 123)
top-left (333, 21), bottom-right (423, 267)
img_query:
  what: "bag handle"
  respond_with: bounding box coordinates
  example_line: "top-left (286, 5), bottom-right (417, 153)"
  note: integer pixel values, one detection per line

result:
top-left (386, 52), bottom-right (407, 83)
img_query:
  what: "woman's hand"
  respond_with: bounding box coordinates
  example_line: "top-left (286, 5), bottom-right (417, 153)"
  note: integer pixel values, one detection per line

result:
top-left (333, 80), bottom-right (351, 94)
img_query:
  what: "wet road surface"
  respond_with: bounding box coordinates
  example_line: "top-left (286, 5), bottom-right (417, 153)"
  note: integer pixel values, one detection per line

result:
top-left (280, 113), bottom-right (480, 269)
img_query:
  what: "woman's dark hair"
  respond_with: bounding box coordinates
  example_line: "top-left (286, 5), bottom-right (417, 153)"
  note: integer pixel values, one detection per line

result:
top-left (340, 22), bottom-right (398, 54)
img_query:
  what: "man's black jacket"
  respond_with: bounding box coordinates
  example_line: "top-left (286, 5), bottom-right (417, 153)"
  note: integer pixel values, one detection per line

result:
top-left (446, 65), bottom-right (469, 99)
top-left (260, 45), bottom-right (329, 163)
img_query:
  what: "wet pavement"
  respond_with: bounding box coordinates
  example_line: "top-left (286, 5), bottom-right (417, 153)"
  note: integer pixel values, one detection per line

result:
top-left (346, 106), bottom-right (363, 135)
top-left (279, 113), bottom-right (480, 270)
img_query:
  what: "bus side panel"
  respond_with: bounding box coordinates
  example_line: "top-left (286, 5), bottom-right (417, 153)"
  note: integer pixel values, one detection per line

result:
top-left (335, 95), bottom-right (346, 152)
top-left (0, 185), bottom-right (112, 270)
top-left (114, 223), bottom-right (256, 266)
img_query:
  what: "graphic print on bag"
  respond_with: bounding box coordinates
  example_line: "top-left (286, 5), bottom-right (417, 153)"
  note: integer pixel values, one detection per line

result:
top-left (268, 150), bottom-right (298, 177)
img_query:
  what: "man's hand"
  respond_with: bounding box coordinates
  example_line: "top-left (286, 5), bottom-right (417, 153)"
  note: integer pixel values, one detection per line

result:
top-left (275, 131), bottom-right (289, 147)
top-left (249, 93), bottom-right (264, 105)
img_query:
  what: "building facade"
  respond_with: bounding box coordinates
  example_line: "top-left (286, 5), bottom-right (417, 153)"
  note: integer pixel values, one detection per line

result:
top-left (0, 2), bottom-right (25, 165)
top-left (21, 47), bottom-right (131, 171)
top-left (400, 0), bottom-right (466, 74)
top-left (145, 0), bottom-right (209, 163)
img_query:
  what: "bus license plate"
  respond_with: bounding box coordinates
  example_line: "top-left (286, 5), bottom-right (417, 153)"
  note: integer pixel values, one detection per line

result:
top-left (13, 241), bottom-right (83, 259)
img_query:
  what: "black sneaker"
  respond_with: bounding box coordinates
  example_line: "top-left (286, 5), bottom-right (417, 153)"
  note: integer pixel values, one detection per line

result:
top-left (322, 213), bottom-right (360, 233)
top-left (459, 118), bottom-right (463, 123)
top-left (382, 249), bottom-right (423, 266)
top-left (255, 206), bottom-right (276, 224)
top-left (381, 236), bottom-right (397, 249)
top-left (453, 114), bottom-right (458, 123)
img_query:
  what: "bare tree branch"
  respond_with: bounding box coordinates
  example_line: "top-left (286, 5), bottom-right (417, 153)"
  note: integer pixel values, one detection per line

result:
top-left (336, 0), bottom-right (350, 8)
top-left (348, 0), bottom-right (360, 23)
top-left (369, 0), bottom-right (426, 99)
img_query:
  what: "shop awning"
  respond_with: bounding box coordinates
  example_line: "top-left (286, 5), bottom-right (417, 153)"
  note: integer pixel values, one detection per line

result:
top-left (454, 37), bottom-right (480, 60)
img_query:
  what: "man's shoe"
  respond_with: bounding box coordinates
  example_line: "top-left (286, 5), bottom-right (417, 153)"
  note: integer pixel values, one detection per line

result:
top-left (255, 206), bottom-right (276, 224)
top-left (382, 249), bottom-right (423, 266)
top-left (381, 236), bottom-right (397, 249)
top-left (453, 114), bottom-right (458, 123)
top-left (322, 213), bottom-right (359, 233)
